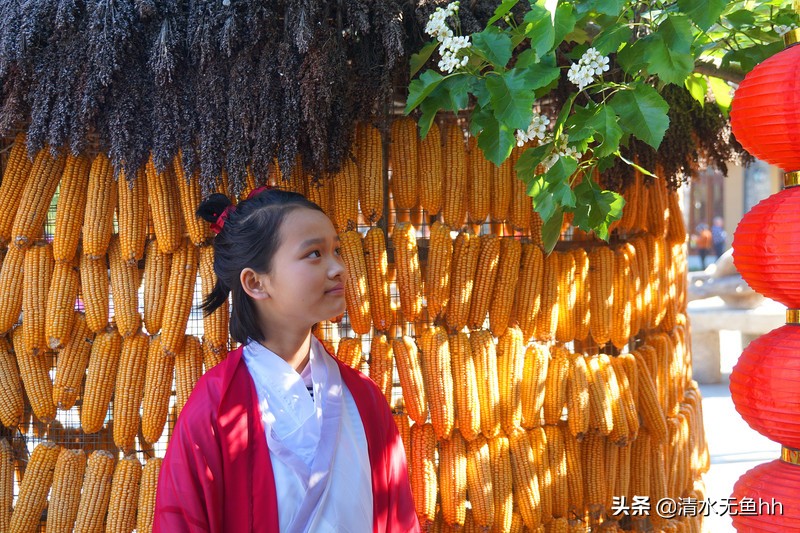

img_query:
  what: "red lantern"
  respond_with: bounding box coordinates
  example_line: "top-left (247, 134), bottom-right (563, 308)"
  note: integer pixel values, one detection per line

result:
top-left (731, 458), bottom-right (800, 531)
top-left (730, 43), bottom-right (800, 172)
top-left (732, 185), bottom-right (800, 308)
top-left (730, 324), bottom-right (800, 448)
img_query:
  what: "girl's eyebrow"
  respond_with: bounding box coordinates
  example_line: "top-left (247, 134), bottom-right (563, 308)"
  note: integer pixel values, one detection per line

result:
top-left (299, 236), bottom-right (339, 248)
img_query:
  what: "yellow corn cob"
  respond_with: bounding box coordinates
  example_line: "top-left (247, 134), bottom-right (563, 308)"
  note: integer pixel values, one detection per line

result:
top-left (529, 426), bottom-right (553, 524)
top-left (48, 449), bottom-right (86, 533)
top-left (634, 356), bottom-right (668, 443)
top-left (666, 189), bottom-right (687, 246)
top-left (8, 441), bottom-right (60, 533)
top-left (81, 153), bottom-right (117, 258)
top-left (0, 133), bottom-right (33, 245)
top-left (582, 432), bottom-right (606, 521)
top-left (450, 332), bottom-right (481, 441)
top-left (53, 153), bottom-right (91, 262)
top-left (555, 251), bottom-right (577, 343)
top-left (355, 122), bottom-right (384, 224)
top-left (391, 222), bottom-right (422, 321)
top-left (509, 168), bottom-right (531, 230)
top-left (629, 428), bottom-right (651, 509)
top-left (418, 121), bottom-right (443, 216)
top-left (425, 221), bottom-right (454, 320)
top-left (466, 435), bottom-right (494, 527)
top-left (198, 245), bottom-right (228, 350)
top-left (201, 338), bottom-right (226, 372)
top-left (368, 334), bottom-right (393, 405)
top-left (81, 327), bottom-right (123, 434)
top-left (603, 435), bottom-right (620, 514)
top-left (332, 157), bottom-right (360, 232)
top-left (488, 434), bottom-right (513, 533)
top-left (466, 234), bottom-right (499, 329)
top-left (616, 437), bottom-right (631, 504)
top-left (54, 313), bottom-right (94, 409)
top-left (587, 246), bottom-right (614, 346)
top-left (508, 427), bottom-right (542, 529)
top-left (439, 429), bottom-right (468, 526)
top-left (137, 457), bottom-right (162, 533)
top-left (645, 234), bottom-right (666, 329)
top-left (274, 156), bottom-right (307, 196)
top-left (520, 343), bottom-right (549, 429)
top-left (535, 250), bottom-right (559, 342)
top-left (45, 259), bottom-right (79, 349)
top-left (443, 123), bottom-right (467, 228)
top-left (80, 254), bottom-right (110, 333)
top-left (22, 241), bottom-right (53, 354)
top-left (0, 246), bottom-right (25, 334)
top-left (446, 231), bottom-right (480, 331)
top-left (145, 156), bottom-right (183, 253)
top-left (12, 327), bottom-right (55, 422)
top-left (630, 236), bottom-right (651, 331)
top-left (543, 345), bottom-right (570, 425)
top-left (161, 239), bottom-right (199, 356)
top-left (616, 171), bottom-right (641, 233)
top-left (363, 228), bottom-right (393, 332)
top-left (609, 247), bottom-right (632, 350)
top-left (467, 331), bottom-right (500, 441)
top-left (174, 161), bottom-right (211, 246)
top-left (108, 236), bottom-right (142, 338)
top-left (390, 117), bottom-right (419, 210)
top-left (646, 177), bottom-right (668, 238)
top-left (497, 325), bottom-right (524, 433)
top-left (565, 352), bottom-right (590, 440)
top-left (489, 238), bottom-right (522, 337)
top-left (561, 423), bottom-right (584, 518)
top-left (142, 336), bottom-right (176, 444)
top-left (392, 411), bottom-right (412, 471)
top-left (570, 248), bottom-right (590, 341)
top-left (74, 450), bottom-right (116, 533)
top-left (106, 454), bottom-right (142, 533)
top-left (467, 136), bottom-right (491, 223)
top-left (307, 176), bottom-right (333, 220)
top-left (420, 327), bottom-right (455, 439)
top-left (336, 337), bottom-right (363, 369)
top-left (0, 463), bottom-right (15, 523)
top-left (339, 230), bottom-right (372, 335)
top-left (176, 335), bottom-right (203, 415)
top-left (116, 166), bottom-right (149, 264)
top-left (113, 332), bottom-right (149, 451)
top-left (610, 356), bottom-right (640, 441)
top-left (12, 148), bottom-right (66, 250)
top-left (143, 240), bottom-right (170, 335)
top-left (491, 150), bottom-right (513, 223)
top-left (411, 422), bottom-right (438, 524)
top-left (599, 354), bottom-right (629, 446)
top-left (585, 355), bottom-right (612, 436)
top-left (0, 336), bottom-right (23, 427)
top-left (544, 424), bottom-right (568, 519)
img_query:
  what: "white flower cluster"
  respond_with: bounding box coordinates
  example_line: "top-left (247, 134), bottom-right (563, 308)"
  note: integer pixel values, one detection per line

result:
top-left (567, 47), bottom-right (610, 91)
top-left (515, 112), bottom-right (551, 146)
top-left (776, 24), bottom-right (799, 36)
top-left (425, 2), bottom-right (471, 74)
top-left (542, 135), bottom-right (583, 170)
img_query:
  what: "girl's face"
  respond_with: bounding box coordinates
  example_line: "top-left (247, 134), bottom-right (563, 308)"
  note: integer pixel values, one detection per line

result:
top-left (262, 208), bottom-right (347, 326)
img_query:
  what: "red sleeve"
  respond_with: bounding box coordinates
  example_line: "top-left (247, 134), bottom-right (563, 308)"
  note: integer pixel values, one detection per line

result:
top-left (379, 395), bottom-right (421, 532)
top-left (153, 381), bottom-right (225, 533)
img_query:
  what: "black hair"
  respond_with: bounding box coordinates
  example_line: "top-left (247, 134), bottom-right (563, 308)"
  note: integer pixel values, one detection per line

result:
top-left (196, 188), bottom-right (324, 344)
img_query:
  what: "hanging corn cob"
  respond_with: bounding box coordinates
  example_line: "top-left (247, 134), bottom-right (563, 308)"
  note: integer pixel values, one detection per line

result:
top-left (113, 332), bottom-right (149, 451)
top-left (0, 246), bottom-right (24, 334)
top-left (610, 245), bottom-right (633, 349)
top-left (442, 123), bottom-right (467, 229)
top-left (332, 157), bottom-right (360, 232)
top-left (390, 117), bottom-right (419, 210)
top-left (45, 259), bottom-right (79, 349)
top-left (12, 148), bottom-right (66, 250)
top-left (467, 234), bottom-right (500, 330)
top-left (520, 342), bottom-right (549, 429)
top-left (439, 429), bottom-right (468, 527)
top-left (142, 336), bottom-right (176, 444)
top-left (161, 239), bottom-right (199, 356)
top-left (491, 150), bottom-right (513, 223)
top-left (356, 122), bottom-right (384, 224)
top-left (467, 136), bottom-right (491, 223)
top-left (74, 450), bottom-right (116, 533)
top-left (392, 411), bottom-right (411, 469)
top-left (420, 326), bottom-right (454, 439)
top-left (0, 133), bottom-right (32, 245)
top-left (535, 249), bottom-right (559, 342)
top-left (391, 222), bottom-right (422, 322)
top-left (562, 423), bottom-right (585, 518)
top-left (585, 355), bottom-right (613, 437)
top-left (336, 337), bottom-right (362, 369)
top-left (198, 245), bottom-right (228, 351)
top-left (368, 334), bottom-right (393, 405)
top-left (82, 153), bottom-right (118, 259)
top-left (137, 458), bottom-right (162, 533)
top-left (81, 326), bottom-right (123, 434)
top-left (106, 454), bottom-right (142, 533)
top-left (174, 159), bottom-right (211, 246)
top-left (53, 153), bottom-right (91, 262)
top-left (646, 177), bottom-right (669, 238)
top-left (588, 245), bottom-right (614, 346)
top-left (392, 336), bottom-right (428, 425)
top-left (117, 167), bottom-right (149, 264)
top-left (339, 230), bottom-right (371, 335)
top-left (108, 236), bottom-right (142, 338)
top-left (666, 189), bottom-right (687, 245)
top-left (45, 448), bottom-right (86, 533)
top-left (307, 176), bottom-right (333, 220)
top-left (145, 156), bottom-right (183, 254)
top-left (509, 155), bottom-right (531, 230)
top-left (410, 422), bottom-right (437, 525)
top-left (425, 221), bottom-right (454, 321)
top-left (446, 231), bottom-right (480, 332)
top-left (22, 241), bottom-right (54, 354)
top-left (175, 335), bottom-right (203, 415)
top-left (554, 251), bottom-right (577, 343)
top-left (465, 435), bottom-right (494, 528)
top-left (143, 240), bottom-right (170, 335)
top-left (508, 427), bottom-right (543, 529)
top-left (497, 325), bottom-right (524, 433)
top-left (530, 426), bottom-right (553, 523)
top-left (363, 228), bottom-right (393, 332)
top-left (419, 122), bottom-right (443, 215)
top-left (13, 327), bottom-right (55, 424)
top-left (565, 352), bottom-right (590, 440)
top-left (80, 253), bottom-right (110, 333)
top-left (543, 345), bottom-right (570, 426)
top-left (0, 336), bottom-right (23, 427)
top-left (469, 330), bottom-right (500, 439)
top-left (488, 434), bottom-right (514, 533)
top-left (53, 314), bottom-right (94, 410)
top-left (450, 331), bottom-right (481, 441)
top-left (489, 238), bottom-right (521, 337)
top-left (8, 441), bottom-right (60, 533)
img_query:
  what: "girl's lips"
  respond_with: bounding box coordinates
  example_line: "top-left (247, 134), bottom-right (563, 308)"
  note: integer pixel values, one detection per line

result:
top-left (326, 285), bottom-right (344, 294)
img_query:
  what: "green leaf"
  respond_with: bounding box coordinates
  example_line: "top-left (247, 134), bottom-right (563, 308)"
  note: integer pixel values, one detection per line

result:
top-left (443, 76), bottom-right (470, 112)
top-left (472, 81), bottom-right (492, 108)
top-left (707, 75), bottom-right (732, 115)
top-left (677, 0), bottom-right (728, 31)
top-left (572, 178), bottom-right (624, 241)
top-left (684, 74), bottom-right (707, 107)
top-left (476, 114), bottom-right (516, 167)
top-left (587, 104), bottom-right (623, 159)
top-left (417, 83), bottom-right (452, 138)
top-left (726, 9), bottom-right (756, 29)
top-left (487, 0), bottom-right (520, 26)
top-left (519, 59), bottom-right (562, 92)
top-left (486, 69), bottom-right (537, 132)
top-left (643, 35), bottom-right (695, 85)
top-left (617, 39), bottom-right (650, 75)
top-left (472, 27), bottom-right (514, 69)
top-left (527, 175), bottom-right (557, 220)
top-left (469, 106), bottom-right (492, 136)
top-left (565, 104), bottom-right (597, 145)
top-left (515, 143), bottom-right (553, 179)
top-left (609, 83), bottom-right (670, 149)
top-left (410, 41), bottom-right (438, 78)
top-left (553, 94), bottom-right (577, 141)
top-left (615, 151), bottom-right (658, 178)
top-left (576, 0), bottom-right (625, 17)
top-left (405, 70), bottom-right (444, 114)
top-left (593, 23), bottom-right (632, 55)
top-left (540, 207), bottom-right (564, 254)
top-left (553, 4), bottom-right (577, 47)
top-left (656, 15), bottom-right (693, 55)
top-left (523, 5), bottom-right (555, 58)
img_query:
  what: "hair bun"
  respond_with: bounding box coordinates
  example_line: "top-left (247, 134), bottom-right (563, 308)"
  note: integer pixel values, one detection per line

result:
top-left (197, 193), bottom-right (233, 224)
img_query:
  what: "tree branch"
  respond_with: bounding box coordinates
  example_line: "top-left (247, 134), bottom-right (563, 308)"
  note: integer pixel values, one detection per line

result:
top-left (693, 61), bottom-right (745, 84)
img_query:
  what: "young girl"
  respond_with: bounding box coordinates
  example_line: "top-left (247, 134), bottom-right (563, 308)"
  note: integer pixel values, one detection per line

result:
top-left (153, 188), bottom-right (418, 532)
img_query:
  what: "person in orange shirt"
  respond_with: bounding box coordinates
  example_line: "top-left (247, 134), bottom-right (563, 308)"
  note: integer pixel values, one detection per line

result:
top-left (694, 223), bottom-right (713, 269)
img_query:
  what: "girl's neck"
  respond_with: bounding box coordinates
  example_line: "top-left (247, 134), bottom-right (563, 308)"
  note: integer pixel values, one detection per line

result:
top-left (258, 329), bottom-right (313, 373)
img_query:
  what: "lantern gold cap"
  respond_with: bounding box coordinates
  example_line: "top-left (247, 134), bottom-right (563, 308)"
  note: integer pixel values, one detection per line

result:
top-left (785, 171), bottom-right (800, 188)
top-left (782, 446), bottom-right (800, 466)
top-left (788, 309), bottom-right (800, 324)
top-left (785, 28), bottom-right (800, 47)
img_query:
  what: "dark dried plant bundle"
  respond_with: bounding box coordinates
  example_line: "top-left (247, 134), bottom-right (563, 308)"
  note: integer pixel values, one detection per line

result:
top-left (134, 0), bottom-right (156, 20)
top-left (275, 39), bottom-right (303, 195)
top-left (250, 49), bottom-right (281, 193)
top-left (225, 41), bottom-right (262, 191)
top-left (0, 1), bottom-right (24, 79)
top-left (194, 58), bottom-right (229, 194)
top-left (0, 65), bottom-right (31, 136)
top-left (285, 0), bottom-right (322, 54)
top-left (55, 0), bottom-right (82, 32)
top-left (343, 0), bottom-right (371, 36)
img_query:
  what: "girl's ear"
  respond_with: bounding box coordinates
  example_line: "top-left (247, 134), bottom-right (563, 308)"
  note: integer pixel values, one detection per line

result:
top-left (240, 268), bottom-right (270, 300)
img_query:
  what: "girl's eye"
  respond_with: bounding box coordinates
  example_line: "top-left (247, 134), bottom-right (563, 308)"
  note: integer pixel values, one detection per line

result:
top-left (334, 247), bottom-right (341, 256)
top-left (307, 250), bottom-right (321, 258)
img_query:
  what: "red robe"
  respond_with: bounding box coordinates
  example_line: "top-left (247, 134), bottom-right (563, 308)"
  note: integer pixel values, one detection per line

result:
top-left (154, 345), bottom-right (419, 532)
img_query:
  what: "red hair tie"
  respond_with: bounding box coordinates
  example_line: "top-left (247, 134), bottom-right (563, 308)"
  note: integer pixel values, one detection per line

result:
top-left (210, 185), bottom-right (273, 235)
